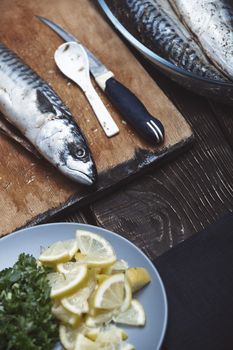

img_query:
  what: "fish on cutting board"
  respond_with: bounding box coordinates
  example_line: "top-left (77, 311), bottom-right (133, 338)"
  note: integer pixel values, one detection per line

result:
top-left (106, 0), bottom-right (228, 81)
top-left (0, 43), bottom-right (97, 185)
top-left (169, 0), bottom-right (233, 80)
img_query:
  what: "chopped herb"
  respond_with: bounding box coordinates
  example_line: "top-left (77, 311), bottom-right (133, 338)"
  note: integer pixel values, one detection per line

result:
top-left (0, 253), bottom-right (58, 350)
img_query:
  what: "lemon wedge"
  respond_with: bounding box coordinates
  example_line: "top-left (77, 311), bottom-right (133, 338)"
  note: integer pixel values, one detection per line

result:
top-left (74, 327), bottom-right (133, 350)
top-left (113, 299), bottom-right (146, 326)
top-left (95, 325), bottom-right (128, 342)
top-left (47, 265), bottom-right (88, 298)
top-left (76, 230), bottom-right (116, 267)
top-left (74, 334), bottom-right (98, 350)
top-left (59, 324), bottom-right (78, 350)
top-left (57, 261), bottom-right (86, 274)
top-left (94, 273), bottom-right (132, 310)
top-left (61, 275), bottom-right (96, 315)
top-left (85, 309), bottom-right (115, 327)
top-left (125, 267), bottom-right (151, 293)
top-left (103, 259), bottom-right (129, 274)
top-left (52, 302), bottom-right (81, 326)
top-left (39, 239), bottom-right (78, 264)
top-left (85, 326), bottom-right (127, 342)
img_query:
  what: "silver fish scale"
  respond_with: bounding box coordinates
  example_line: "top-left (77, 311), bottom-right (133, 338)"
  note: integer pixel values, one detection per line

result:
top-left (0, 43), bottom-right (72, 118)
top-left (108, 0), bottom-right (227, 81)
top-left (169, 0), bottom-right (233, 80)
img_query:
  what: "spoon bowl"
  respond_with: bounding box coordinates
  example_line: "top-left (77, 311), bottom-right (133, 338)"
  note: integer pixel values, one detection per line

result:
top-left (54, 42), bottom-right (119, 137)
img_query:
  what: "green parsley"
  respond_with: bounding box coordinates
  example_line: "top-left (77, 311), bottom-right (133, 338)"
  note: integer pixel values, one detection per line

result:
top-left (0, 253), bottom-right (58, 350)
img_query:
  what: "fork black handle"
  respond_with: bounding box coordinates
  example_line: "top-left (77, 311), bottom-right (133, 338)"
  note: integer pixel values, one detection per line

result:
top-left (104, 77), bottom-right (165, 144)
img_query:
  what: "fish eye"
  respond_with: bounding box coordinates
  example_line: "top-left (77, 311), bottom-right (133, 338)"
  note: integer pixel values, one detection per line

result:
top-left (76, 148), bottom-right (86, 158)
top-left (67, 142), bottom-right (87, 159)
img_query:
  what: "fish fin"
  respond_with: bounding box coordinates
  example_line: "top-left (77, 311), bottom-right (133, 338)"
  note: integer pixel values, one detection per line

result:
top-left (36, 89), bottom-right (57, 114)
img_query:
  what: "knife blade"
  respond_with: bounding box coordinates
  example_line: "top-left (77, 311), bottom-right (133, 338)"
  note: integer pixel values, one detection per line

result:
top-left (36, 16), bottom-right (165, 144)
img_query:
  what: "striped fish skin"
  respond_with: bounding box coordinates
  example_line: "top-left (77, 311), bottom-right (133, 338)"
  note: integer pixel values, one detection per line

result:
top-left (0, 43), bottom-right (97, 185)
top-left (107, 0), bottom-right (227, 81)
top-left (169, 0), bottom-right (233, 79)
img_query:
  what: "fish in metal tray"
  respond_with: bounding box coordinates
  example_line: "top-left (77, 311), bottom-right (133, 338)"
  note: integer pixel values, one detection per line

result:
top-left (0, 43), bottom-right (97, 185)
top-left (106, 0), bottom-right (228, 81)
top-left (170, 0), bottom-right (233, 80)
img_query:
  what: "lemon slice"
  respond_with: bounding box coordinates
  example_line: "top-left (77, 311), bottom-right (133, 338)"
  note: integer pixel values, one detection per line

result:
top-left (95, 325), bottom-right (127, 342)
top-left (61, 275), bottom-right (96, 315)
top-left (113, 299), bottom-right (146, 326)
top-left (39, 239), bottom-right (78, 264)
top-left (85, 326), bottom-right (127, 342)
top-left (125, 267), bottom-right (151, 293)
top-left (94, 273), bottom-right (132, 310)
top-left (57, 261), bottom-right (86, 274)
top-left (103, 259), bottom-right (129, 274)
top-left (59, 324), bottom-right (78, 350)
top-left (74, 334), bottom-right (98, 350)
top-left (52, 302), bottom-right (81, 326)
top-left (120, 277), bottom-right (132, 312)
top-left (85, 309), bottom-right (115, 327)
top-left (76, 230), bottom-right (116, 267)
top-left (47, 265), bottom-right (88, 298)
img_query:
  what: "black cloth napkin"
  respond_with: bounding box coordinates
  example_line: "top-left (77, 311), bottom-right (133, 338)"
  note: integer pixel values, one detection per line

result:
top-left (154, 212), bottom-right (233, 350)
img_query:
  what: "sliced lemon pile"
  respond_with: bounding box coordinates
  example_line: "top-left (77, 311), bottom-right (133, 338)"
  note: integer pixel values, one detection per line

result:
top-left (39, 230), bottom-right (151, 350)
top-left (75, 230), bottom-right (117, 267)
top-left (39, 239), bottom-right (78, 264)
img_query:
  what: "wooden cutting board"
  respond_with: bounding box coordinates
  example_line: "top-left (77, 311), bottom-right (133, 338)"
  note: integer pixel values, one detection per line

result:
top-left (0, 0), bottom-right (193, 237)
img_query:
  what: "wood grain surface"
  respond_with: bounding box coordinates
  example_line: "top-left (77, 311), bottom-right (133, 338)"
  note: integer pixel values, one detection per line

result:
top-left (0, 0), bottom-right (193, 236)
top-left (209, 101), bottom-right (233, 149)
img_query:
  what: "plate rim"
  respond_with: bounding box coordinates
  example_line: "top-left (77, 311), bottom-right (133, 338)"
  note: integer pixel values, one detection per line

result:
top-left (0, 222), bottom-right (168, 350)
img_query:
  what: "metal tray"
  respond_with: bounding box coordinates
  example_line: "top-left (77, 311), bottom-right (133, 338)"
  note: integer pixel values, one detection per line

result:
top-left (98, 0), bottom-right (233, 104)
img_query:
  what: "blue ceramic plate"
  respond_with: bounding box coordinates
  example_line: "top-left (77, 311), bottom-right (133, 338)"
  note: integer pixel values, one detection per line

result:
top-left (0, 223), bottom-right (168, 350)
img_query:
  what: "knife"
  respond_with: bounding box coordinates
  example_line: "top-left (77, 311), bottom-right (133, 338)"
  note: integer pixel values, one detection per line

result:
top-left (36, 16), bottom-right (165, 144)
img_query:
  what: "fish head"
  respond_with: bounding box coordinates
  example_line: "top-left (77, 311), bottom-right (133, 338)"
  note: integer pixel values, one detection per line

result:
top-left (37, 118), bottom-right (97, 185)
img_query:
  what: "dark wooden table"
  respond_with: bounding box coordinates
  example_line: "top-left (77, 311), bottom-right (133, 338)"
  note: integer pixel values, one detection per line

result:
top-left (49, 49), bottom-right (233, 261)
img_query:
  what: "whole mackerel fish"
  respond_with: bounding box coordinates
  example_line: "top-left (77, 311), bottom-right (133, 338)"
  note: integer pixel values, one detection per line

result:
top-left (107, 0), bottom-right (227, 81)
top-left (0, 43), bottom-right (97, 185)
top-left (169, 0), bottom-right (233, 80)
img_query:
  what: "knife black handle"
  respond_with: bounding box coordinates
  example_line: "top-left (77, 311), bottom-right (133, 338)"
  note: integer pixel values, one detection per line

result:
top-left (104, 77), bottom-right (164, 144)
